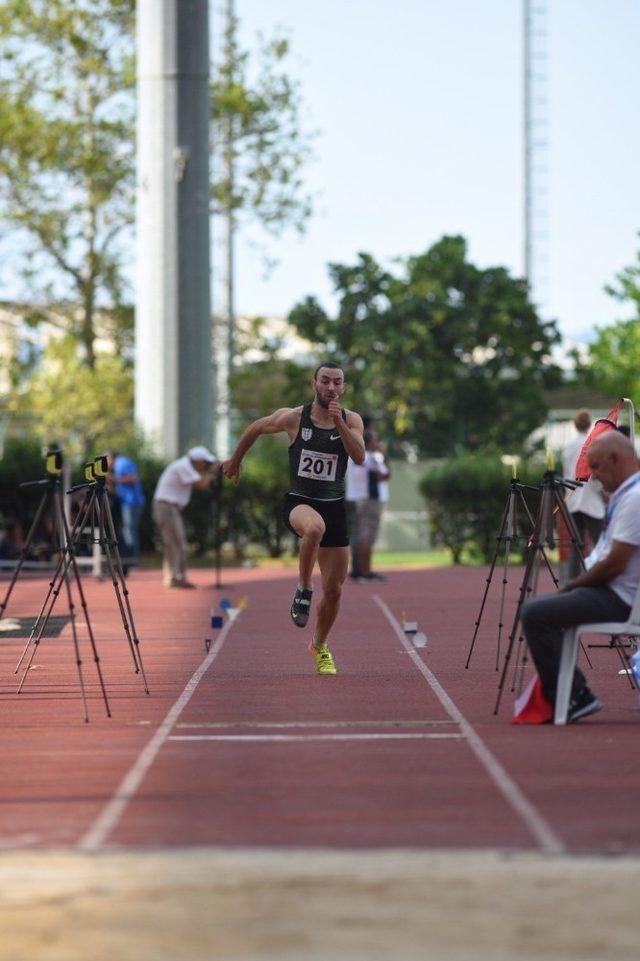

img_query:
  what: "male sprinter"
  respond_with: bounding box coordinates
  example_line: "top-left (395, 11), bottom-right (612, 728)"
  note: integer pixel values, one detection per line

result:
top-left (222, 362), bottom-right (365, 674)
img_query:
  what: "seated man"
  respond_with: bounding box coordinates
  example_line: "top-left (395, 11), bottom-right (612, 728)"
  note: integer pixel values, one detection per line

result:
top-left (521, 432), bottom-right (640, 722)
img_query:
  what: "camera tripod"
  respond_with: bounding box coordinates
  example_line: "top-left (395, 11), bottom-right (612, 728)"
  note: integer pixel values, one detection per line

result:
top-left (1, 451), bottom-right (111, 722)
top-left (466, 475), bottom-right (540, 671)
top-left (493, 468), bottom-right (592, 715)
top-left (63, 456), bottom-right (150, 694)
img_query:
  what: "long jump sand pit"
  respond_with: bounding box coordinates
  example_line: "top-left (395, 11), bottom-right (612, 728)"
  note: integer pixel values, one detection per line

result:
top-left (0, 848), bottom-right (638, 961)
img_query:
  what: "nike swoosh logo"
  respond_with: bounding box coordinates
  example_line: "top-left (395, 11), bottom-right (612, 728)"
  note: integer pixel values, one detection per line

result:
top-left (330, 434), bottom-right (341, 441)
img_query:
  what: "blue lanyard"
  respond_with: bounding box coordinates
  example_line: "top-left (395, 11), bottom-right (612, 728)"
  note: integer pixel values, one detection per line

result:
top-left (604, 473), bottom-right (640, 530)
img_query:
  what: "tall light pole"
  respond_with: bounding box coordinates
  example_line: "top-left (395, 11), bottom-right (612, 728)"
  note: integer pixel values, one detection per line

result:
top-left (135, 0), bottom-right (213, 459)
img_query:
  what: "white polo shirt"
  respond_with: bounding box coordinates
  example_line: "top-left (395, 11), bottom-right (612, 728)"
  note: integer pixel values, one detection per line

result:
top-left (346, 452), bottom-right (390, 502)
top-left (346, 458), bottom-right (370, 501)
top-left (585, 471), bottom-right (640, 606)
top-left (153, 456), bottom-right (202, 509)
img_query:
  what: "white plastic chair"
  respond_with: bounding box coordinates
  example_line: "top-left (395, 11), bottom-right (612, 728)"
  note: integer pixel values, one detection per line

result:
top-left (554, 580), bottom-right (640, 725)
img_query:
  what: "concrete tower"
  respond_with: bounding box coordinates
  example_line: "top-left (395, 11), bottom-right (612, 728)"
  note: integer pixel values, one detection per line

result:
top-left (135, 0), bottom-right (213, 458)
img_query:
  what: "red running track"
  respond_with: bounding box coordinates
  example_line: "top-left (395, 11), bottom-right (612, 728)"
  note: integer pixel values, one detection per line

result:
top-left (0, 564), bottom-right (638, 853)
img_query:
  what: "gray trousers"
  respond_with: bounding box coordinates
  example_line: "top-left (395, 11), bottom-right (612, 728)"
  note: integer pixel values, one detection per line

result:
top-left (152, 500), bottom-right (188, 585)
top-left (521, 587), bottom-right (630, 704)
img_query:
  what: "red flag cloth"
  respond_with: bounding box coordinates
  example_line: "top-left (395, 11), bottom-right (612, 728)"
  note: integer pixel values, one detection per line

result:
top-left (574, 402), bottom-right (622, 481)
top-left (512, 673), bottom-right (553, 724)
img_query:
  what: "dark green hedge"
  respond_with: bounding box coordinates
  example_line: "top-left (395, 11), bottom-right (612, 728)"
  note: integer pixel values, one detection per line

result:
top-left (0, 435), bottom-right (295, 561)
top-left (419, 453), bottom-right (545, 563)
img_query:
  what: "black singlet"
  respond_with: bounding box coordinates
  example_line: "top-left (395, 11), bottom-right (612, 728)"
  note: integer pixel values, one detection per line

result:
top-left (288, 403), bottom-right (350, 500)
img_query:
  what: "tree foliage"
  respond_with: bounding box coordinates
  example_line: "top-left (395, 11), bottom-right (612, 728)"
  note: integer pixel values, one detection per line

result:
top-left (228, 313), bottom-right (312, 422)
top-left (420, 452), bottom-right (544, 564)
top-left (0, 0), bottom-right (136, 366)
top-left (581, 320), bottom-right (640, 402)
top-left (576, 243), bottom-right (640, 401)
top-left (288, 236), bottom-right (562, 456)
top-left (222, 435), bottom-right (294, 558)
top-left (211, 13), bottom-right (315, 245)
top-left (0, 1), bottom-right (313, 378)
top-left (5, 335), bottom-right (135, 458)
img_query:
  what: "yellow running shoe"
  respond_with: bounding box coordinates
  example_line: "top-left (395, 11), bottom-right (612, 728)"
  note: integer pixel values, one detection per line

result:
top-left (309, 641), bottom-right (337, 675)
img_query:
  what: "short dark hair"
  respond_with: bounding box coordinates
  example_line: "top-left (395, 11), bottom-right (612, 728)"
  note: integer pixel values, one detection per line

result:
top-left (574, 409), bottom-right (591, 432)
top-left (313, 361), bottom-right (343, 380)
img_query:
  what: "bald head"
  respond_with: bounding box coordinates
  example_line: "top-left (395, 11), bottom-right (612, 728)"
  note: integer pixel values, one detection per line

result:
top-left (587, 431), bottom-right (639, 492)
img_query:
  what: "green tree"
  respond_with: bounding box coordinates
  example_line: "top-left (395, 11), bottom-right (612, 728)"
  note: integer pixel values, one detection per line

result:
top-left (420, 452), bottom-right (544, 564)
top-left (228, 314), bottom-right (312, 424)
top-left (576, 244), bottom-right (640, 400)
top-left (0, 0), bottom-right (135, 367)
top-left (581, 320), bottom-right (640, 401)
top-left (288, 236), bottom-right (562, 456)
top-left (5, 335), bottom-right (135, 458)
top-left (211, 12), bottom-right (314, 244)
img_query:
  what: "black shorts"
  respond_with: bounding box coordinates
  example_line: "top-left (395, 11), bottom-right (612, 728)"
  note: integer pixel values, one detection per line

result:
top-left (283, 494), bottom-right (349, 548)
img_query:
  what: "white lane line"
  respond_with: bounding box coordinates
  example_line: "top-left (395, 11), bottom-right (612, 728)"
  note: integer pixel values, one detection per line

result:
top-left (168, 733), bottom-right (463, 742)
top-left (174, 719), bottom-right (457, 729)
top-left (374, 596), bottom-right (566, 855)
top-left (77, 615), bottom-right (239, 852)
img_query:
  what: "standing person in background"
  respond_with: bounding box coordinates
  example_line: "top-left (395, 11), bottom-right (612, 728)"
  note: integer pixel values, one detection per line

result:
top-left (562, 409), bottom-right (605, 580)
top-left (346, 428), bottom-right (391, 581)
top-left (107, 451), bottom-right (146, 563)
top-left (345, 430), bottom-right (369, 580)
top-left (152, 446), bottom-right (219, 589)
top-left (368, 433), bottom-right (391, 579)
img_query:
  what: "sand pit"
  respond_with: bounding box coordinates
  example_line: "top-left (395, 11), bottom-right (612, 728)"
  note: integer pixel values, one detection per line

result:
top-left (0, 848), bottom-right (638, 961)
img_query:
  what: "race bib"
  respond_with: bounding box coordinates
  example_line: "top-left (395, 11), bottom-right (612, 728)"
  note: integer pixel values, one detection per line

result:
top-left (298, 449), bottom-right (338, 482)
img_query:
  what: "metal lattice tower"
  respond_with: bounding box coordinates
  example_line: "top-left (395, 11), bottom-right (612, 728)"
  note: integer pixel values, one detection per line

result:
top-left (523, 0), bottom-right (550, 312)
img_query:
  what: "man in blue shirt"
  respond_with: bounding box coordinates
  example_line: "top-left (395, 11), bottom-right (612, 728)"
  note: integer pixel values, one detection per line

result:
top-left (107, 451), bottom-right (146, 561)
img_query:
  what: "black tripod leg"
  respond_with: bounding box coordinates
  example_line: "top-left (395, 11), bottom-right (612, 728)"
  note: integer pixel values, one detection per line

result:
top-left (508, 485), bottom-right (563, 694)
top-left (13, 486), bottom-right (95, 675)
top-left (13, 493), bottom-right (90, 676)
top-left (215, 487), bottom-right (223, 590)
top-left (510, 550), bottom-right (543, 692)
top-left (97, 491), bottom-right (150, 693)
top-left (60, 495), bottom-right (111, 718)
top-left (53, 491), bottom-right (90, 722)
top-left (95, 493), bottom-right (139, 672)
top-left (0, 492), bottom-right (51, 621)
top-left (466, 497), bottom-right (511, 669)
top-left (518, 492), bottom-right (560, 588)
top-left (16, 552), bottom-right (73, 689)
top-left (608, 635), bottom-right (636, 690)
top-left (494, 482), bottom-right (553, 715)
top-left (495, 535), bottom-right (514, 673)
top-left (494, 540), bottom-right (540, 714)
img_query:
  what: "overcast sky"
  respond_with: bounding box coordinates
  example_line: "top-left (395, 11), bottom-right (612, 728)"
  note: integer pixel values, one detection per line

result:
top-left (222, 0), bottom-right (640, 344)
